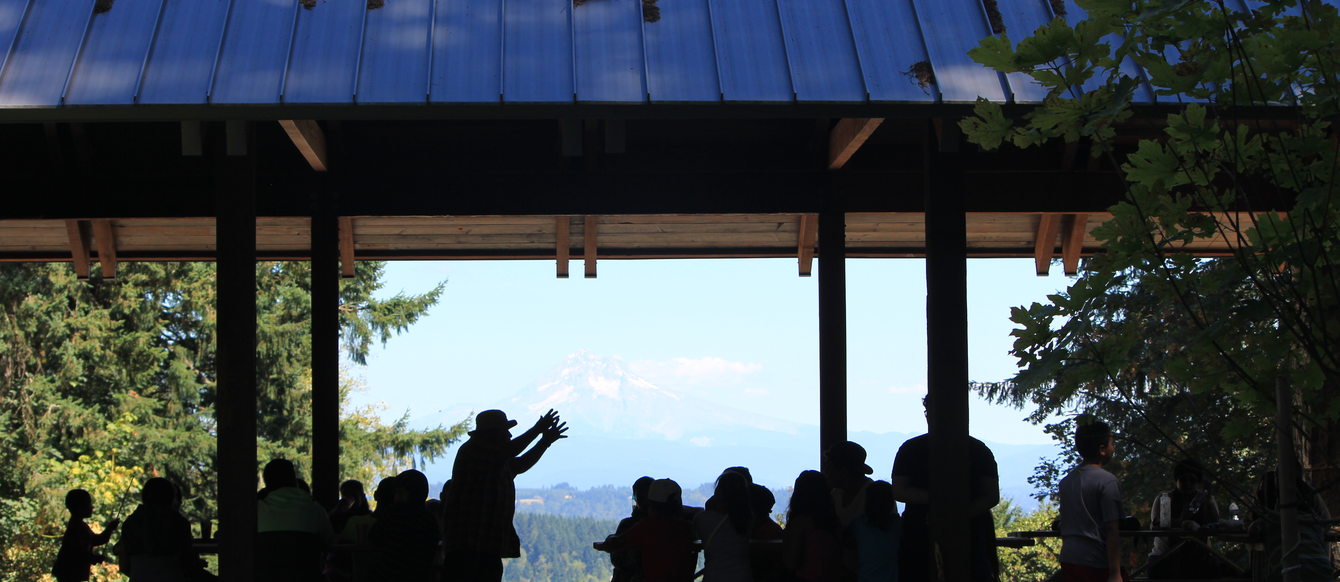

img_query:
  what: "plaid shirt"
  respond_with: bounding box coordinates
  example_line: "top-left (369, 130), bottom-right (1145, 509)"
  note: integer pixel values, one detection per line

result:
top-left (441, 434), bottom-right (523, 557)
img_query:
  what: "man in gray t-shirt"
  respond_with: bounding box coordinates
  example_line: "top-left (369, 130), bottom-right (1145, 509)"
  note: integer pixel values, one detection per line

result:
top-left (1058, 421), bottom-right (1126, 582)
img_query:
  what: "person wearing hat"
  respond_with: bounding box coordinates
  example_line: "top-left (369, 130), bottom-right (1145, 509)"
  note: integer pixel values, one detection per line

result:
top-left (824, 440), bottom-right (876, 528)
top-left (441, 409), bottom-right (567, 582)
top-left (620, 479), bottom-right (697, 582)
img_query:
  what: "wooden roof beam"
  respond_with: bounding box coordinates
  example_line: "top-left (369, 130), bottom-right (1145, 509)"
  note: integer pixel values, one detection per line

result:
top-left (65, 220), bottom-right (90, 280)
top-left (1062, 214), bottom-right (1088, 276)
top-left (828, 118), bottom-right (884, 170)
top-left (556, 216), bottom-right (570, 279)
top-left (338, 217), bottom-right (355, 279)
top-left (797, 214), bottom-right (819, 276)
top-left (583, 216), bottom-right (597, 278)
top-left (1034, 213), bottom-right (1061, 276)
top-left (278, 120), bottom-right (328, 172)
top-left (91, 219), bottom-right (117, 279)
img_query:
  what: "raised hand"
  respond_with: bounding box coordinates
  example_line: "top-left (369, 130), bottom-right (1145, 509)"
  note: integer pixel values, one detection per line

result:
top-left (542, 421), bottom-right (569, 444)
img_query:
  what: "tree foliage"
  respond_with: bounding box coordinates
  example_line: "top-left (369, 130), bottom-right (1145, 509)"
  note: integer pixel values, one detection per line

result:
top-left (961, 0), bottom-right (1340, 509)
top-left (0, 261), bottom-right (466, 581)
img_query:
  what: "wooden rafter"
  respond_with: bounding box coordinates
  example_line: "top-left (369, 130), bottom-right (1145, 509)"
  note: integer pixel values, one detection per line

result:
top-left (65, 220), bottom-right (90, 280)
top-left (1033, 213), bottom-right (1062, 276)
top-left (583, 215), bottom-right (597, 278)
top-left (91, 219), bottom-right (117, 278)
top-left (338, 217), bottom-right (355, 279)
top-left (827, 118), bottom-right (884, 170)
top-left (278, 120), bottom-right (328, 172)
top-left (556, 216), bottom-right (570, 278)
top-left (1061, 214), bottom-right (1088, 276)
top-left (797, 214), bottom-right (819, 276)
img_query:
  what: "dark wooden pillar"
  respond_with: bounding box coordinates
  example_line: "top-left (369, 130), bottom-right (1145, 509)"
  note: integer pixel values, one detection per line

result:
top-left (924, 122), bottom-right (971, 582)
top-left (818, 200), bottom-right (847, 470)
top-left (311, 207), bottom-right (340, 508)
top-left (215, 122), bottom-right (257, 580)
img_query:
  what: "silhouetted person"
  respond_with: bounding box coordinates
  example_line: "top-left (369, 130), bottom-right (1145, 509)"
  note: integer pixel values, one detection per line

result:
top-left (607, 475), bottom-right (655, 582)
top-left (1058, 421), bottom-right (1125, 582)
top-left (615, 478), bottom-right (697, 582)
top-left (749, 483), bottom-right (785, 582)
top-left (848, 480), bottom-right (901, 582)
top-left (784, 470), bottom-right (845, 582)
top-left (1147, 459), bottom-right (1221, 579)
top-left (825, 441), bottom-right (875, 527)
top-left (115, 477), bottom-right (209, 582)
top-left (892, 398), bottom-right (999, 582)
top-left (441, 409), bottom-right (567, 582)
top-left (369, 469), bottom-right (440, 581)
top-left (341, 476), bottom-right (396, 582)
top-left (694, 470), bottom-right (754, 582)
top-left (255, 458), bottom-right (335, 582)
top-left (52, 488), bottom-right (119, 582)
top-left (327, 479), bottom-right (371, 582)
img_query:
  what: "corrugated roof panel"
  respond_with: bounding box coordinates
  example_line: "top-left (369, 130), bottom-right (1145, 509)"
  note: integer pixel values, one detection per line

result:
top-left (502, 0), bottom-right (574, 103)
top-left (64, 0), bottom-right (163, 105)
top-left (910, 0), bottom-right (1006, 103)
top-left (1058, 0), bottom-right (1155, 104)
top-left (136, 0), bottom-right (230, 105)
top-left (994, 0), bottom-right (1052, 103)
top-left (573, 0), bottom-right (645, 102)
top-left (775, 0), bottom-right (864, 102)
top-left (210, 0), bottom-right (299, 104)
top-left (0, 0), bottom-right (93, 106)
top-left (283, 1), bottom-right (363, 104)
top-left (845, 0), bottom-right (935, 103)
top-left (642, 0), bottom-right (719, 102)
top-left (432, 0), bottom-right (502, 103)
top-left (0, 0), bottom-right (32, 82)
top-left (357, 0), bottom-right (432, 104)
top-left (708, 0), bottom-right (793, 101)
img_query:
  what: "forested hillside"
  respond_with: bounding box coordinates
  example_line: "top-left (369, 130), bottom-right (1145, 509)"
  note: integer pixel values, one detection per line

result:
top-left (506, 513), bottom-right (618, 582)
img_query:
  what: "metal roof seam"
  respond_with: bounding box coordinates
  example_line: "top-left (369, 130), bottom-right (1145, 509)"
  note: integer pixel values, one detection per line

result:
top-left (206, 0), bottom-right (241, 103)
top-left (973, 0), bottom-right (1016, 104)
top-left (838, 0), bottom-right (873, 102)
top-left (352, 0), bottom-right (371, 103)
top-left (568, 0), bottom-right (578, 103)
top-left (771, 0), bottom-right (798, 102)
top-left (704, 0), bottom-right (726, 102)
top-left (425, 0), bottom-right (438, 101)
top-left (637, 0), bottom-right (652, 102)
top-left (0, 0), bottom-right (35, 86)
top-left (904, 0), bottom-right (942, 103)
top-left (131, 0), bottom-right (171, 105)
top-left (278, 0), bottom-right (303, 104)
top-left (499, 0), bottom-right (508, 104)
top-left (59, 2), bottom-right (100, 106)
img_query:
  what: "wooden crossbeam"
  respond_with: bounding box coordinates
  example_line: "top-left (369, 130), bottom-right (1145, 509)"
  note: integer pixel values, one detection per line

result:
top-left (91, 219), bottom-right (117, 279)
top-left (65, 220), bottom-right (90, 280)
top-left (556, 216), bottom-right (570, 278)
top-left (583, 215), bottom-right (597, 279)
top-left (1034, 213), bottom-right (1062, 276)
top-left (278, 120), bottom-right (328, 171)
top-left (797, 214), bottom-right (819, 276)
top-left (827, 118), bottom-right (884, 170)
top-left (1062, 213), bottom-right (1088, 276)
top-left (338, 217), bottom-right (355, 279)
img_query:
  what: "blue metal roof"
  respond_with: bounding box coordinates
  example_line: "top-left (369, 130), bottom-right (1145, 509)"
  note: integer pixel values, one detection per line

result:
top-left (0, 0), bottom-right (1185, 110)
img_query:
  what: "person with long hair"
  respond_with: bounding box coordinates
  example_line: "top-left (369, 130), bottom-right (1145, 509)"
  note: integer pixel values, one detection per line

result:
top-left (783, 470), bottom-right (844, 582)
top-left (847, 480), bottom-right (900, 582)
top-left (694, 470), bottom-right (754, 581)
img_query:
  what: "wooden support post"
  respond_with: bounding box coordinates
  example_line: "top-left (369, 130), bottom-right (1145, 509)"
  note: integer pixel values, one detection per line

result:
top-left (924, 122), bottom-right (971, 582)
top-left (797, 214), bottom-right (818, 277)
top-left (1061, 214), bottom-right (1088, 276)
top-left (584, 216), bottom-right (597, 279)
top-left (214, 138), bottom-right (257, 581)
top-left (556, 217), bottom-right (570, 278)
top-left (91, 220), bottom-right (117, 279)
top-left (561, 119), bottom-right (583, 157)
top-left (338, 217), bottom-right (356, 279)
top-left (818, 201), bottom-right (847, 471)
top-left (1034, 213), bottom-right (1062, 276)
top-left (181, 121), bottom-right (203, 156)
top-left (311, 210), bottom-right (340, 509)
top-left (65, 220), bottom-right (90, 280)
top-left (828, 118), bottom-right (884, 170)
top-left (278, 120), bottom-right (329, 172)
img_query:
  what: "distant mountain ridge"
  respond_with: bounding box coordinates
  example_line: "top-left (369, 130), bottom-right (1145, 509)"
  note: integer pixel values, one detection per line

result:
top-left (418, 351), bottom-right (1055, 508)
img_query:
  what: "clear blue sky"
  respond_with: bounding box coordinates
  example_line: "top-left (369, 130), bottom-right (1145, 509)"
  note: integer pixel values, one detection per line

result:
top-left (351, 257), bottom-right (1072, 445)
